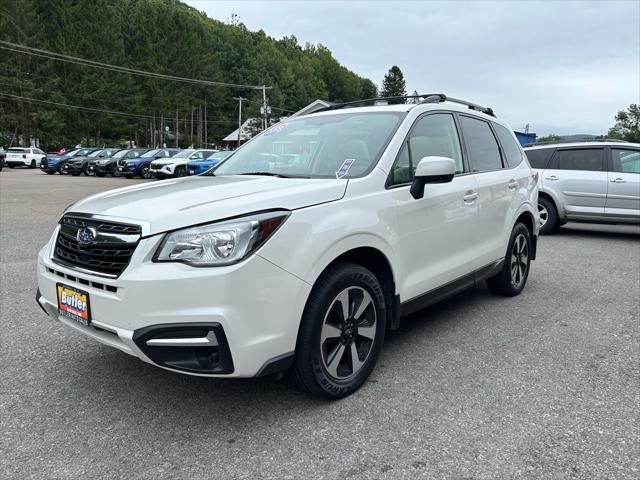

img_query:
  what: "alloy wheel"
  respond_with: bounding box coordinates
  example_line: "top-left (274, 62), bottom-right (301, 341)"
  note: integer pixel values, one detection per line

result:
top-left (538, 203), bottom-right (548, 228)
top-left (140, 165), bottom-right (151, 179)
top-left (320, 286), bottom-right (376, 381)
top-left (510, 233), bottom-right (529, 288)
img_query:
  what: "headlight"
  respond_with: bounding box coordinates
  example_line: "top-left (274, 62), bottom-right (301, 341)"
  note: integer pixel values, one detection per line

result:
top-left (154, 210), bottom-right (290, 266)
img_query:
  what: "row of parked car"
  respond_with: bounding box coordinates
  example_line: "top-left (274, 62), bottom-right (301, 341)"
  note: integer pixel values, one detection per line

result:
top-left (1, 146), bottom-right (233, 179)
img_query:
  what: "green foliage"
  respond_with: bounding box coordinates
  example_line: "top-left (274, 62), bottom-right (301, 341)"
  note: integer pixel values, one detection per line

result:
top-left (0, 0), bottom-right (376, 149)
top-left (537, 134), bottom-right (563, 143)
top-left (380, 66), bottom-right (406, 104)
top-left (608, 104), bottom-right (640, 143)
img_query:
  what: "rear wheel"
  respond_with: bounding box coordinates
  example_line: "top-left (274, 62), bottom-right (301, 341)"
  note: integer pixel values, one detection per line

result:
top-left (29, 159), bottom-right (36, 169)
top-left (287, 263), bottom-right (386, 399)
top-left (487, 222), bottom-right (531, 296)
top-left (538, 196), bottom-right (558, 234)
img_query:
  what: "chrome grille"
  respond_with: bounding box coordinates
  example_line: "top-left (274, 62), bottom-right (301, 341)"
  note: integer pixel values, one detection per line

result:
top-left (53, 215), bottom-right (142, 277)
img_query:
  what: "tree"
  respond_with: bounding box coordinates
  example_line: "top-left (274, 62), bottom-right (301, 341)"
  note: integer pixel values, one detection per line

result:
top-left (608, 104), bottom-right (640, 142)
top-left (537, 134), bottom-right (562, 143)
top-left (380, 66), bottom-right (407, 103)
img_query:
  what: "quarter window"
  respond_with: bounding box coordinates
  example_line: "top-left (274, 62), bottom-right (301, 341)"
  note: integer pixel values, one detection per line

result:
top-left (459, 116), bottom-right (503, 172)
top-left (555, 149), bottom-right (603, 171)
top-left (611, 149), bottom-right (640, 174)
top-left (494, 123), bottom-right (524, 168)
top-left (389, 113), bottom-right (464, 186)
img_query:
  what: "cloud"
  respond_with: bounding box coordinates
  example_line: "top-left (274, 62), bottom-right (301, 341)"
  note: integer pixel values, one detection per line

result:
top-left (186, 0), bottom-right (640, 135)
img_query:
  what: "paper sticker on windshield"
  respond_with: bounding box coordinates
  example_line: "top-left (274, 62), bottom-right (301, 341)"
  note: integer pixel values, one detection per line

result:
top-left (336, 158), bottom-right (355, 179)
top-left (263, 123), bottom-right (288, 136)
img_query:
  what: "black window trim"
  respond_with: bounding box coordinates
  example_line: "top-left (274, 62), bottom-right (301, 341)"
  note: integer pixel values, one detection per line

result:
top-left (385, 109), bottom-right (470, 189)
top-left (457, 112), bottom-right (506, 174)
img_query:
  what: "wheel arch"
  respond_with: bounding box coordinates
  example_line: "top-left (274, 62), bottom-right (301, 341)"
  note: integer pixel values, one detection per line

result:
top-left (310, 245), bottom-right (400, 331)
top-left (538, 189), bottom-right (563, 217)
top-left (514, 209), bottom-right (537, 260)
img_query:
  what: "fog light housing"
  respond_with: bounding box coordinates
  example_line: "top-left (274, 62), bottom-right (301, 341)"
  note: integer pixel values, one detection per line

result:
top-left (132, 323), bottom-right (234, 374)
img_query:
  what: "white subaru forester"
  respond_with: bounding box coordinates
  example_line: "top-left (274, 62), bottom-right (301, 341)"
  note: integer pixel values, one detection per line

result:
top-left (36, 95), bottom-right (539, 399)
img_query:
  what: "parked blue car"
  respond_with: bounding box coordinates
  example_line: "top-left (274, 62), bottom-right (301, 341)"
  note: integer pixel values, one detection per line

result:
top-left (186, 151), bottom-right (233, 175)
top-left (119, 148), bottom-right (181, 179)
top-left (40, 148), bottom-right (100, 174)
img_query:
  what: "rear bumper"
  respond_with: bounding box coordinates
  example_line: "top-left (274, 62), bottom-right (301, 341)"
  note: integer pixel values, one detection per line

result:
top-left (6, 160), bottom-right (30, 167)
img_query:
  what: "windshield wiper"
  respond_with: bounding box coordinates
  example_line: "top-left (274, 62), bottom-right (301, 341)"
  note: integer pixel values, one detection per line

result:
top-left (238, 172), bottom-right (301, 178)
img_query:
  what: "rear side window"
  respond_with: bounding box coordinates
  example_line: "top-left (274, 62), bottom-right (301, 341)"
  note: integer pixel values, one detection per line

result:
top-left (554, 148), bottom-right (603, 171)
top-left (525, 148), bottom-right (554, 169)
top-left (611, 149), bottom-right (640, 174)
top-left (8, 148), bottom-right (27, 153)
top-left (494, 124), bottom-right (524, 168)
top-left (459, 116), bottom-right (503, 172)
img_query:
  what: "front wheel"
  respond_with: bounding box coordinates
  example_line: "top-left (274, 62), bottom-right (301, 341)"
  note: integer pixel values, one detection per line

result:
top-left (174, 166), bottom-right (186, 177)
top-left (139, 164), bottom-right (151, 179)
top-left (286, 263), bottom-right (386, 399)
top-left (110, 164), bottom-right (120, 177)
top-left (487, 223), bottom-right (532, 296)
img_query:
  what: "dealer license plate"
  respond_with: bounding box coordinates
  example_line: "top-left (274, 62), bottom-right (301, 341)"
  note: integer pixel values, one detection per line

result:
top-left (56, 283), bottom-right (91, 326)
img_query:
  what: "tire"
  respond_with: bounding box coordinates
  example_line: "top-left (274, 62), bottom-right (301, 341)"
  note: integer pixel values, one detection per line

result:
top-left (286, 263), bottom-right (386, 399)
top-left (29, 159), bottom-right (36, 169)
top-left (487, 223), bottom-right (532, 296)
top-left (109, 164), bottom-right (120, 177)
top-left (538, 196), bottom-right (559, 235)
top-left (174, 166), bottom-right (186, 177)
top-left (139, 164), bottom-right (151, 179)
top-left (8, 164), bottom-right (15, 168)
top-left (45, 171), bottom-right (55, 175)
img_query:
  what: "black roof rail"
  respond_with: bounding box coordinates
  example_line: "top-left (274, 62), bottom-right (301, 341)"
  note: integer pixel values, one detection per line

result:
top-left (312, 93), bottom-right (496, 117)
top-left (523, 138), bottom-right (630, 148)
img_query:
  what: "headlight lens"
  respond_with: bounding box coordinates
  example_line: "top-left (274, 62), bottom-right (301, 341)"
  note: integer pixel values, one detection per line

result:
top-left (154, 210), bottom-right (290, 266)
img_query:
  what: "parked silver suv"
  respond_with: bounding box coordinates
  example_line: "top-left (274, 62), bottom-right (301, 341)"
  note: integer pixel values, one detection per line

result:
top-left (525, 141), bottom-right (640, 234)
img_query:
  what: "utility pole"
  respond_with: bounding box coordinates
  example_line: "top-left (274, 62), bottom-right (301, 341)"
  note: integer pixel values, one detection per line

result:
top-left (204, 99), bottom-right (208, 148)
top-left (233, 96), bottom-right (247, 148)
top-left (175, 107), bottom-right (179, 148)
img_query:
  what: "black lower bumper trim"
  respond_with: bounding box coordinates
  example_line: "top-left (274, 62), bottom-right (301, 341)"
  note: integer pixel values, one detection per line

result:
top-left (255, 352), bottom-right (294, 377)
top-left (35, 288), bottom-right (50, 317)
top-left (132, 323), bottom-right (234, 374)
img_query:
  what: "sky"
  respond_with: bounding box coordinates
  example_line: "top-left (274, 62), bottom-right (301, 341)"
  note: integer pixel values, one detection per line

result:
top-left (185, 0), bottom-right (640, 136)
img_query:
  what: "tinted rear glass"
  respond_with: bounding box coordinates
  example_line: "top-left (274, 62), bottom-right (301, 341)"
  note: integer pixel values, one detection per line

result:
top-left (555, 148), bottom-right (603, 171)
top-left (494, 124), bottom-right (524, 168)
top-left (8, 148), bottom-right (27, 152)
top-left (525, 148), bottom-right (554, 169)
top-left (459, 116), bottom-right (503, 172)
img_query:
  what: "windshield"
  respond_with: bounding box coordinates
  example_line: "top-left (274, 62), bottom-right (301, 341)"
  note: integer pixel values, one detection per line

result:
top-left (88, 149), bottom-right (105, 157)
top-left (143, 149), bottom-right (162, 157)
top-left (112, 150), bottom-right (129, 159)
top-left (8, 148), bottom-right (27, 152)
top-left (63, 149), bottom-right (80, 157)
top-left (171, 150), bottom-right (197, 159)
top-left (212, 112), bottom-right (405, 178)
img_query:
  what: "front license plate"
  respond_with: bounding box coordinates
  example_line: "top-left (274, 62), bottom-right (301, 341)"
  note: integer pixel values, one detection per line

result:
top-left (56, 283), bottom-right (91, 326)
top-left (189, 170), bottom-right (195, 175)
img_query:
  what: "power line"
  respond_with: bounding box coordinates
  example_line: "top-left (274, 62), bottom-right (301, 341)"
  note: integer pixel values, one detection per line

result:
top-left (0, 40), bottom-right (271, 90)
top-left (0, 92), bottom-right (237, 125)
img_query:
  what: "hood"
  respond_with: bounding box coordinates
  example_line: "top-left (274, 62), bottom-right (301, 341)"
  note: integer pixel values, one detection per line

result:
top-left (153, 158), bottom-right (186, 166)
top-left (68, 175), bottom-right (348, 235)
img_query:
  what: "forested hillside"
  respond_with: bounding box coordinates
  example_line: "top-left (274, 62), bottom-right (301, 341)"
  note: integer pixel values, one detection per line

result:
top-left (0, 0), bottom-right (377, 149)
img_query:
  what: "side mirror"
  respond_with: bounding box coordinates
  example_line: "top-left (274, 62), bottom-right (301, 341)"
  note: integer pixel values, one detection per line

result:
top-left (410, 156), bottom-right (456, 200)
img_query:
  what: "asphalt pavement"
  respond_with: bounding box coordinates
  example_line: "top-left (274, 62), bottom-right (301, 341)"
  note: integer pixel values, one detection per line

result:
top-left (1, 168), bottom-right (639, 479)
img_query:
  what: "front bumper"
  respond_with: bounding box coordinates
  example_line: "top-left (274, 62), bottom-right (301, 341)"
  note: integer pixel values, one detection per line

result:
top-left (87, 163), bottom-right (110, 175)
top-left (36, 232), bottom-right (311, 377)
top-left (151, 166), bottom-right (174, 178)
top-left (62, 163), bottom-right (83, 174)
top-left (187, 165), bottom-right (209, 175)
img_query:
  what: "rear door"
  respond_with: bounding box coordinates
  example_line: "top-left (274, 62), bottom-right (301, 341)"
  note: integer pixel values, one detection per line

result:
top-left (458, 114), bottom-right (513, 267)
top-left (605, 147), bottom-right (640, 221)
top-left (544, 147), bottom-right (606, 220)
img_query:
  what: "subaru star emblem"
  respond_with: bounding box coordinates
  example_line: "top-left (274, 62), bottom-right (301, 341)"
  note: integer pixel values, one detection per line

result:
top-left (77, 226), bottom-right (97, 245)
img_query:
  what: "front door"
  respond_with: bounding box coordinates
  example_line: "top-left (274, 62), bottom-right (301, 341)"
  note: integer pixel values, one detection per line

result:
top-left (606, 147), bottom-right (640, 221)
top-left (389, 112), bottom-right (479, 302)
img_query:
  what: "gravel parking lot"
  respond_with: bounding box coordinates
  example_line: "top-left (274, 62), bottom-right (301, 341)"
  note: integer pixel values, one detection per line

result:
top-left (1, 168), bottom-right (639, 479)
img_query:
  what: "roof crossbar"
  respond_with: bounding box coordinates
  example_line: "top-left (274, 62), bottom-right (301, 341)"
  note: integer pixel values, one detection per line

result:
top-left (312, 93), bottom-right (496, 117)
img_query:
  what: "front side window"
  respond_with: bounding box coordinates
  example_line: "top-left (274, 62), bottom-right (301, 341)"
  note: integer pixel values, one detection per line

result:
top-left (555, 148), bottom-right (603, 171)
top-left (213, 112), bottom-right (405, 178)
top-left (611, 149), bottom-right (640, 174)
top-left (459, 116), bottom-right (503, 172)
top-left (390, 113), bottom-right (464, 186)
top-left (494, 123), bottom-right (524, 168)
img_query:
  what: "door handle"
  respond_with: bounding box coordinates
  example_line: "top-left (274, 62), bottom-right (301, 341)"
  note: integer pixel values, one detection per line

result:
top-left (610, 178), bottom-right (626, 183)
top-left (545, 175), bottom-right (559, 181)
top-left (463, 192), bottom-right (479, 203)
top-left (508, 179), bottom-right (518, 190)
